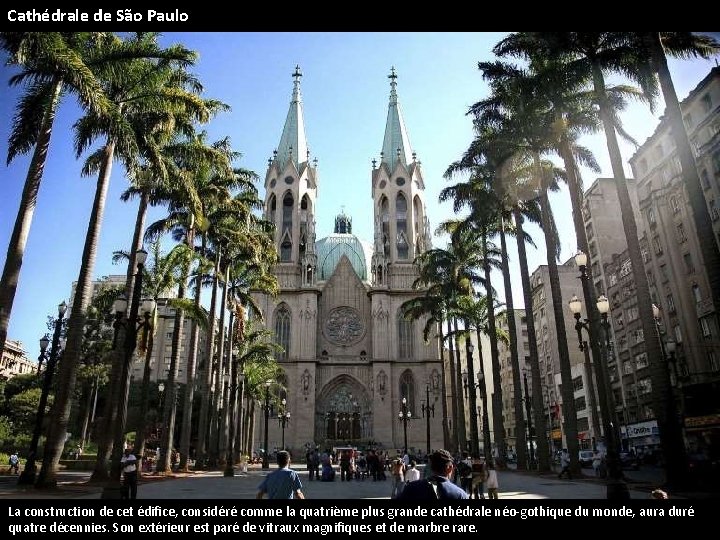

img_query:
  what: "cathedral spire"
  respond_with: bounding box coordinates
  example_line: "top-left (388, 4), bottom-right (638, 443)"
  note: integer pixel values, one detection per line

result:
top-left (276, 65), bottom-right (309, 170)
top-left (380, 67), bottom-right (413, 171)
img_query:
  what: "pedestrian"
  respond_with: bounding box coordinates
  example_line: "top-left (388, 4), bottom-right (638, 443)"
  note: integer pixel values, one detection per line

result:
top-left (592, 452), bottom-right (602, 477)
top-left (558, 449), bottom-right (572, 480)
top-left (390, 458), bottom-right (405, 498)
top-left (486, 461), bottom-right (499, 499)
top-left (256, 450), bottom-right (305, 499)
top-left (8, 451), bottom-right (19, 474)
top-left (470, 456), bottom-right (487, 499)
top-left (120, 447), bottom-right (138, 499)
top-left (404, 460), bottom-right (420, 483)
top-left (397, 449), bottom-right (469, 500)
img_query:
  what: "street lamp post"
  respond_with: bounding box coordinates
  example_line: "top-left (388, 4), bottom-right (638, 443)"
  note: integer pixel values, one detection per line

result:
top-left (569, 292), bottom-right (629, 499)
top-left (461, 341), bottom-right (480, 457)
top-left (18, 302), bottom-right (67, 485)
top-left (477, 370), bottom-right (492, 461)
top-left (421, 383), bottom-right (435, 456)
top-left (277, 398), bottom-right (290, 450)
top-left (102, 248), bottom-right (153, 498)
top-left (523, 367), bottom-right (535, 469)
top-left (398, 397), bottom-right (411, 455)
top-left (262, 380), bottom-right (272, 469)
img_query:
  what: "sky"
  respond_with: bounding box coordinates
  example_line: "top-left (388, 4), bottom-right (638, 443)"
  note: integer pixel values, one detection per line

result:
top-left (1, 32), bottom-right (718, 362)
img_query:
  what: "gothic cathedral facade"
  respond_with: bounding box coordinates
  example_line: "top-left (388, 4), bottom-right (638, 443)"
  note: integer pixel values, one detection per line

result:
top-left (253, 67), bottom-right (443, 456)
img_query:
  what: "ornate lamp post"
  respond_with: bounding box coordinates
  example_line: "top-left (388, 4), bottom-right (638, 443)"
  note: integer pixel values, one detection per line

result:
top-left (569, 293), bottom-right (629, 499)
top-left (102, 248), bottom-right (153, 498)
top-left (398, 397), bottom-right (411, 455)
top-left (477, 370), bottom-right (492, 460)
top-left (277, 398), bottom-right (290, 450)
top-left (18, 301), bottom-right (67, 485)
top-left (421, 382), bottom-right (435, 455)
top-left (262, 380), bottom-right (272, 469)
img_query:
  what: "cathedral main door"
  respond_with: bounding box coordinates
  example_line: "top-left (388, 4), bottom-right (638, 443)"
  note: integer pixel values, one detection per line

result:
top-left (315, 375), bottom-right (372, 449)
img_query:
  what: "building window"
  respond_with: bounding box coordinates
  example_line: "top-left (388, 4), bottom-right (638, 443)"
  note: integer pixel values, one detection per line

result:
top-left (280, 192), bottom-right (294, 262)
top-left (608, 273), bottom-right (617, 286)
top-left (399, 369), bottom-right (415, 414)
top-left (638, 378), bottom-right (652, 395)
top-left (674, 325), bottom-right (682, 343)
top-left (710, 200), bottom-right (719, 221)
top-left (670, 196), bottom-right (681, 214)
top-left (396, 193), bottom-right (409, 259)
top-left (398, 312), bottom-right (413, 359)
top-left (701, 169), bottom-right (711, 190)
top-left (677, 223), bottom-right (687, 243)
top-left (701, 93), bottom-right (713, 112)
top-left (659, 264), bottom-right (668, 282)
top-left (623, 360), bottom-right (633, 375)
top-left (268, 194), bottom-right (277, 224)
top-left (700, 317), bottom-right (711, 338)
top-left (647, 271), bottom-right (655, 286)
top-left (574, 396), bottom-right (586, 411)
top-left (274, 304), bottom-right (291, 361)
top-left (572, 376), bottom-right (584, 391)
top-left (683, 253), bottom-right (695, 274)
top-left (635, 352), bottom-right (649, 369)
top-left (652, 236), bottom-right (663, 255)
top-left (634, 328), bottom-right (644, 344)
top-left (619, 259), bottom-right (632, 278)
top-left (667, 294), bottom-right (676, 313)
top-left (692, 284), bottom-right (702, 303)
top-left (647, 207), bottom-right (657, 226)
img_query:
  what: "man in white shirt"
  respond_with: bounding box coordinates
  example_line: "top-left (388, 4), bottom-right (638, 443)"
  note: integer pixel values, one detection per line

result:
top-left (120, 448), bottom-right (138, 499)
top-left (404, 460), bottom-right (421, 482)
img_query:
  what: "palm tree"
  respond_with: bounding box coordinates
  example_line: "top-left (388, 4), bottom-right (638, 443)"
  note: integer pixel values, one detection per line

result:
top-left (0, 32), bottom-right (113, 356)
top-left (497, 32), bottom-right (687, 490)
top-left (37, 35), bottom-right (207, 488)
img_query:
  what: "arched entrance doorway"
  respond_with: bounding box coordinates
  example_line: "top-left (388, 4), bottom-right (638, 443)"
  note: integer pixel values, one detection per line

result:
top-left (315, 375), bottom-right (372, 448)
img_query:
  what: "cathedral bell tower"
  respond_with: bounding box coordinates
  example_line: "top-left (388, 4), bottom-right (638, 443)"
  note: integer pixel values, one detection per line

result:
top-left (264, 65), bottom-right (318, 287)
top-left (371, 67), bottom-right (432, 288)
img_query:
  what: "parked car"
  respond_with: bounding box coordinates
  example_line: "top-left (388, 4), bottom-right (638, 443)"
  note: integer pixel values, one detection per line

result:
top-left (579, 450), bottom-right (595, 467)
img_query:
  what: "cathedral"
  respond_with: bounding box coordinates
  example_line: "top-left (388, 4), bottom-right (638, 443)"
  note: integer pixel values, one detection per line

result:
top-left (252, 67), bottom-right (443, 457)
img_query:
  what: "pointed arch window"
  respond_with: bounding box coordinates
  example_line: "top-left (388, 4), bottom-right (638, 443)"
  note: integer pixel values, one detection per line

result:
top-left (380, 196), bottom-right (390, 258)
top-left (396, 193), bottom-right (408, 259)
top-left (274, 304), bottom-right (291, 361)
top-left (399, 369), bottom-right (415, 414)
top-left (268, 194), bottom-right (277, 225)
top-left (398, 311), bottom-right (413, 359)
top-left (281, 192), bottom-right (294, 262)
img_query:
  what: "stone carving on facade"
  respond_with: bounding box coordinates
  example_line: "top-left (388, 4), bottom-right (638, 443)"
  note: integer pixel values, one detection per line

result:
top-left (301, 369), bottom-right (311, 400)
top-left (324, 306), bottom-right (364, 345)
top-left (430, 369), bottom-right (441, 397)
top-left (376, 370), bottom-right (387, 401)
top-left (372, 301), bottom-right (389, 321)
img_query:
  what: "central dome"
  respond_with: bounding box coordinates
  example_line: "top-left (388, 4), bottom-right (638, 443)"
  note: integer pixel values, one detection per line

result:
top-left (315, 211), bottom-right (373, 281)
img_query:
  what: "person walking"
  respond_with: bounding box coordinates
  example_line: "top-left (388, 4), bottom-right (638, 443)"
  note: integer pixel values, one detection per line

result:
top-left (390, 458), bottom-right (405, 499)
top-left (397, 449), bottom-right (469, 500)
top-left (486, 461), bottom-right (499, 499)
top-left (558, 449), bottom-right (572, 480)
top-left (120, 447), bottom-right (138, 499)
top-left (256, 450), bottom-right (305, 499)
top-left (8, 451), bottom-right (19, 474)
top-left (404, 460), bottom-right (420, 483)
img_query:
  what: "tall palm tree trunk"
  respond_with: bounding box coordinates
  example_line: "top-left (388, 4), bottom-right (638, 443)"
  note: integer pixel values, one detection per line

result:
top-left (438, 322), bottom-right (450, 449)
top-left (0, 79), bottom-right (62, 356)
top-left (37, 141), bottom-right (116, 488)
top-left (475, 327), bottom-right (493, 459)
top-left (483, 233), bottom-right (507, 464)
top-left (499, 218), bottom-right (527, 469)
top-left (219, 307), bottom-right (235, 463)
top-left (158, 278), bottom-right (187, 473)
top-left (463, 320), bottom-right (480, 456)
top-left (513, 207), bottom-right (550, 470)
top-left (128, 325), bottom-right (155, 471)
top-left (558, 138), bottom-right (609, 450)
top-left (445, 317), bottom-right (460, 453)
top-left (452, 318), bottom-right (467, 452)
top-left (196, 250), bottom-right (220, 467)
top-left (208, 265), bottom-right (229, 467)
top-left (592, 62), bottom-right (687, 488)
top-left (179, 267), bottom-right (204, 471)
top-left (538, 181), bottom-right (580, 475)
